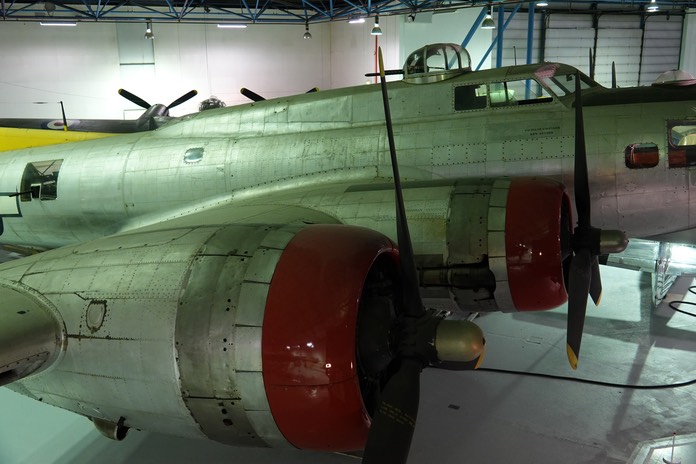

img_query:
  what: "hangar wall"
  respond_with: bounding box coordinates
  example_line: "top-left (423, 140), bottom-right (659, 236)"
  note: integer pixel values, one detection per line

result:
top-left (0, 17), bottom-right (401, 120)
top-left (0, 9), bottom-right (693, 123)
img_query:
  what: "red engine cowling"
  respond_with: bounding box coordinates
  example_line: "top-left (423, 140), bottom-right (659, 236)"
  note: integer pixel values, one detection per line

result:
top-left (262, 225), bottom-right (398, 451)
top-left (501, 178), bottom-right (572, 311)
top-left (417, 177), bottom-right (572, 313)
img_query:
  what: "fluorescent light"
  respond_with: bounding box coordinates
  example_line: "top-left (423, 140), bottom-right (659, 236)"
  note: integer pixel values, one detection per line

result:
top-left (39, 21), bottom-right (77, 26)
top-left (217, 23), bottom-right (247, 28)
top-left (348, 17), bottom-right (365, 24)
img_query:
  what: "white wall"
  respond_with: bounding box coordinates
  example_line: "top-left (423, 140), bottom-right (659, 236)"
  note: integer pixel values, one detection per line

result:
top-left (0, 23), bottom-right (123, 119)
top-left (0, 18), bottom-right (400, 119)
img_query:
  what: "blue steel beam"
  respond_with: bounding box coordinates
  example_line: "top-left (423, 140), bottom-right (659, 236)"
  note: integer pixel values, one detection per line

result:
top-left (496, 3), bottom-right (504, 68)
top-left (461, 7), bottom-right (488, 50)
top-left (3, 0), bottom-right (695, 24)
top-left (475, 2), bottom-right (521, 70)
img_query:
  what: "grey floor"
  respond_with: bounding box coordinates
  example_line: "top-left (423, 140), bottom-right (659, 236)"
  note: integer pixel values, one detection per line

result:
top-left (2, 265), bottom-right (696, 463)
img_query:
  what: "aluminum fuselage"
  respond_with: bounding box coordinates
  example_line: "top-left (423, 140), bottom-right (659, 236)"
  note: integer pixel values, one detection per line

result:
top-left (0, 63), bottom-right (694, 250)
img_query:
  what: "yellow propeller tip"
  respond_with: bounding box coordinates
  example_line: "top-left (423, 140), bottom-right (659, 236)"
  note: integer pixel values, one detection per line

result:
top-left (566, 344), bottom-right (579, 370)
top-left (474, 348), bottom-right (486, 370)
top-left (595, 292), bottom-right (603, 306)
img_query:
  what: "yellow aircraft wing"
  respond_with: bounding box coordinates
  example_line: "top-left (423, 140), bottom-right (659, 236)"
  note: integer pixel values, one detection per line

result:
top-left (0, 127), bottom-right (115, 152)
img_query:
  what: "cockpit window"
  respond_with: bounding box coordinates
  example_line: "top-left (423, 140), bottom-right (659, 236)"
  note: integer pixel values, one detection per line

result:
top-left (454, 84), bottom-right (488, 111)
top-left (489, 79), bottom-right (553, 107)
top-left (538, 73), bottom-right (593, 98)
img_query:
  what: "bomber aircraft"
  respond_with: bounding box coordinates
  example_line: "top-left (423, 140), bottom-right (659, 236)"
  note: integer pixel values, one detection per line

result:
top-left (0, 89), bottom-right (198, 135)
top-left (0, 90), bottom-right (200, 152)
top-left (0, 43), bottom-right (695, 463)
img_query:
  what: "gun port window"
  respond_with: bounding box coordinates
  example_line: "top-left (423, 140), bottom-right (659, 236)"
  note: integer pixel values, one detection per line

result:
top-left (625, 143), bottom-right (659, 169)
top-left (454, 84), bottom-right (488, 111)
top-left (20, 159), bottom-right (63, 202)
top-left (667, 122), bottom-right (696, 168)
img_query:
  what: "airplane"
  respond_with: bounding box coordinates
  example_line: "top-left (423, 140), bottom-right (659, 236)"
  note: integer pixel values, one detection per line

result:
top-left (0, 90), bottom-right (202, 152)
top-left (0, 42), bottom-right (695, 463)
top-left (0, 89), bottom-right (198, 134)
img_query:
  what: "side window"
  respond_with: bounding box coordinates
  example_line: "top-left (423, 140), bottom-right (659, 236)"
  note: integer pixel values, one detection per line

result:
top-left (625, 143), bottom-right (659, 169)
top-left (454, 84), bottom-right (488, 111)
top-left (667, 121), bottom-right (696, 168)
top-left (20, 159), bottom-right (63, 202)
top-left (489, 79), bottom-right (554, 107)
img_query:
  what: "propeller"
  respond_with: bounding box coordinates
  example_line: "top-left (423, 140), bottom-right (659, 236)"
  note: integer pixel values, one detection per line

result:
top-left (360, 48), bottom-right (485, 464)
top-left (118, 89), bottom-right (198, 115)
top-left (240, 87), bottom-right (320, 103)
top-left (564, 72), bottom-right (628, 370)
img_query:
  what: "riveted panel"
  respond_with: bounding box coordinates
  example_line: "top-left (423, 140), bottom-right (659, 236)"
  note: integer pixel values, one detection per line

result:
top-left (244, 248), bottom-right (284, 283)
top-left (236, 282), bottom-right (270, 327)
top-left (487, 206), bottom-right (506, 231)
top-left (488, 231), bottom-right (506, 258)
top-left (175, 224), bottom-right (299, 448)
top-left (236, 371), bottom-right (271, 411)
top-left (246, 410), bottom-right (293, 449)
top-left (234, 326), bottom-right (263, 372)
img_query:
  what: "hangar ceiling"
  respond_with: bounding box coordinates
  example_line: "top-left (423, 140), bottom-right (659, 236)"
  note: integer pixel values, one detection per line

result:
top-left (1, 0), bottom-right (695, 24)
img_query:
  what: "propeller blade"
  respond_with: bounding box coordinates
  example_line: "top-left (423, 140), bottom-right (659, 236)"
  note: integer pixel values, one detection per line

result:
top-left (167, 90), bottom-right (198, 109)
top-left (118, 89), bottom-right (151, 109)
top-left (566, 248), bottom-right (592, 370)
top-left (611, 62), bottom-right (617, 89)
top-left (589, 257), bottom-right (602, 305)
top-left (377, 47), bottom-right (423, 318)
top-left (240, 87), bottom-right (265, 102)
top-left (362, 358), bottom-right (421, 464)
top-left (306, 87), bottom-right (319, 93)
top-left (574, 72), bottom-right (591, 229)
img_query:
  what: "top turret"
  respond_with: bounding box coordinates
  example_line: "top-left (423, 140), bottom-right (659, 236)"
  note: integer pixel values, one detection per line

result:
top-left (403, 43), bottom-right (471, 84)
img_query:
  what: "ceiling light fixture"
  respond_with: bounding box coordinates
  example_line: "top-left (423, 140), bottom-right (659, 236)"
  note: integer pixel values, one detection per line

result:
top-left (481, 8), bottom-right (495, 29)
top-left (43, 1), bottom-right (56, 15)
top-left (647, 0), bottom-right (659, 11)
top-left (348, 17), bottom-right (365, 24)
top-left (217, 23), bottom-right (248, 28)
top-left (144, 20), bottom-right (154, 39)
top-left (39, 21), bottom-right (77, 26)
top-left (371, 15), bottom-right (382, 35)
top-left (536, 0), bottom-right (549, 6)
top-left (303, 21), bottom-right (312, 39)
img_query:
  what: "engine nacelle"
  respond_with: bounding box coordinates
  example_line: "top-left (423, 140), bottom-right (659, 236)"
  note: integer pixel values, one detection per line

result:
top-left (0, 222), bottom-right (397, 452)
top-left (0, 177), bottom-right (571, 453)
top-left (340, 177), bottom-right (572, 313)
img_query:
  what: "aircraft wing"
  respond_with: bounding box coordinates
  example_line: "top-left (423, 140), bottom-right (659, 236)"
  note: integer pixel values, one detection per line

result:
top-left (0, 127), bottom-right (115, 152)
top-left (605, 238), bottom-right (696, 305)
top-left (0, 118), bottom-right (142, 133)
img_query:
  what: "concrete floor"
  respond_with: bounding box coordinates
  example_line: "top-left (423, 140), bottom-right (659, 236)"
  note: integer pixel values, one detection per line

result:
top-left (2, 265), bottom-right (696, 463)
